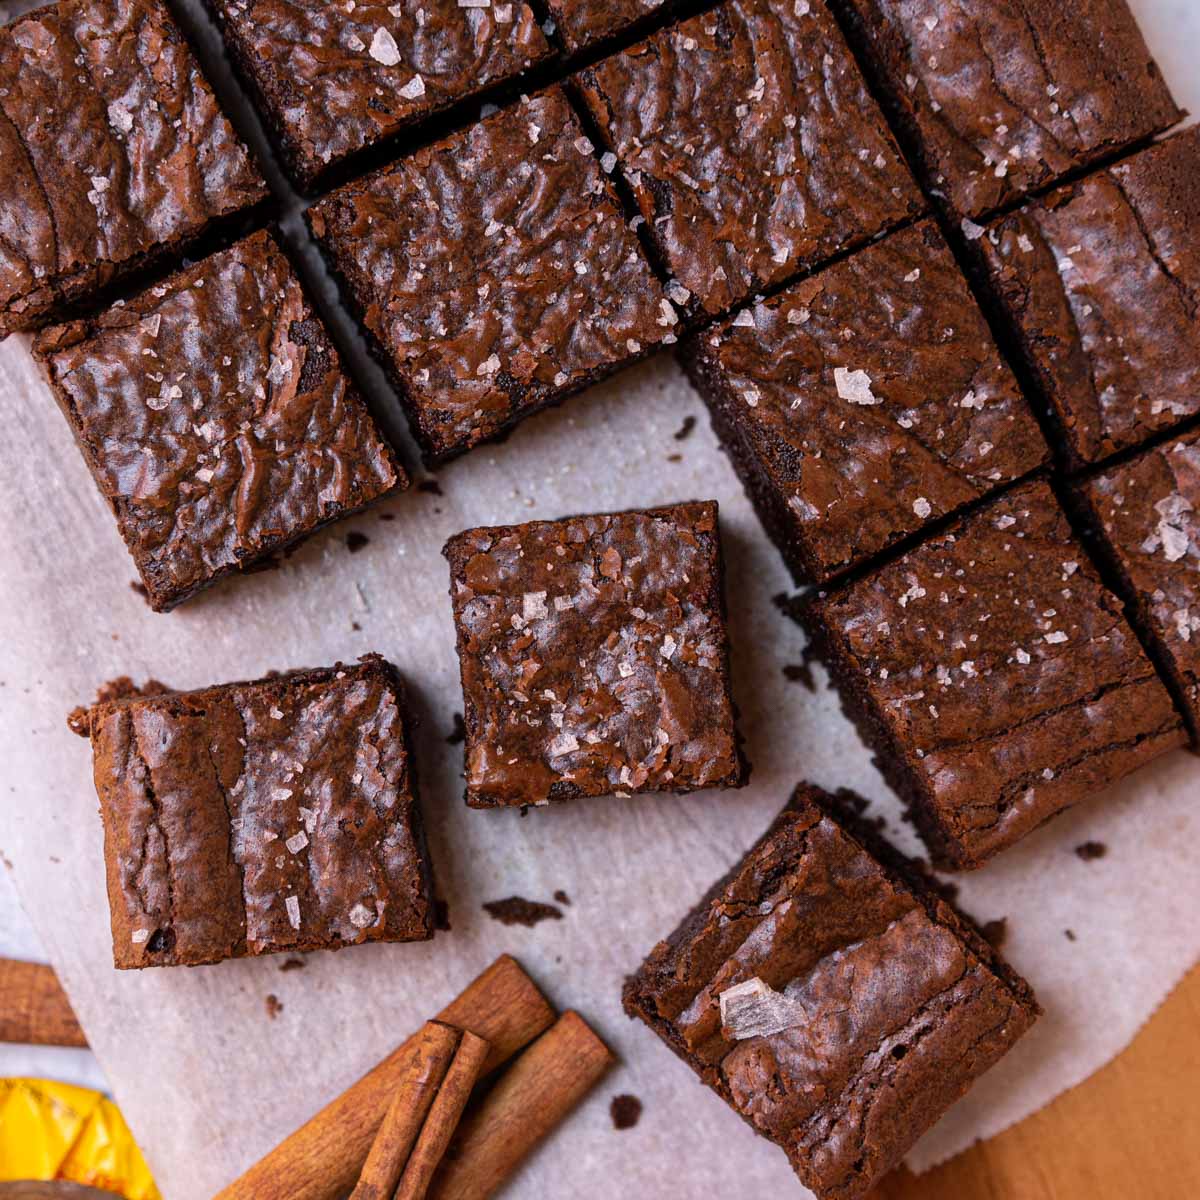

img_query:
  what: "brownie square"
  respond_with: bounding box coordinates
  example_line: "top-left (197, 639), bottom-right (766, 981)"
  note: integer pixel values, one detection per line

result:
top-left (976, 127), bottom-right (1200, 469)
top-left (207, 0), bottom-right (553, 188)
top-left (34, 229), bottom-right (403, 612)
top-left (72, 656), bottom-right (435, 969)
top-left (574, 0), bottom-right (924, 320)
top-left (443, 500), bottom-right (746, 807)
top-left (310, 87), bottom-right (675, 465)
top-left (682, 220), bottom-right (1047, 584)
top-left (802, 479), bottom-right (1186, 869)
top-left (625, 783), bottom-right (1039, 1200)
top-left (0, 0), bottom-right (267, 338)
top-left (544, 0), bottom-right (675, 54)
top-left (1070, 430), bottom-right (1200, 744)
top-left (832, 0), bottom-right (1180, 222)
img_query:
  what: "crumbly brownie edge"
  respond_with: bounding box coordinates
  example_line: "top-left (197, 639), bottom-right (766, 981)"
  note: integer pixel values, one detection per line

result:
top-left (443, 501), bottom-right (749, 807)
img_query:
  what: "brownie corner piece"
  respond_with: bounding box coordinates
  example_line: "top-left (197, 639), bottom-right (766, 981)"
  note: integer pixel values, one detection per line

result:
top-left (0, 0), bottom-right (266, 337)
top-left (977, 126), bottom-right (1200, 468)
top-left (682, 218), bottom-right (1047, 584)
top-left (444, 499), bottom-right (746, 807)
top-left (35, 228), bottom-right (404, 611)
top-left (1069, 429), bottom-right (1200, 743)
top-left (574, 0), bottom-right (923, 319)
top-left (833, 0), bottom-right (1181, 222)
top-left (310, 86), bottom-right (674, 464)
top-left (83, 654), bottom-right (434, 969)
top-left (624, 782), bottom-right (1038, 1200)
top-left (207, 0), bottom-right (553, 187)
top-left (801, 479), bottom-right (1186, 869)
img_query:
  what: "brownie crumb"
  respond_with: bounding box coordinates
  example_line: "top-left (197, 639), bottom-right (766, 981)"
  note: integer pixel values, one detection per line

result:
top-left (553, 889), bottom-right (571, 906)
top-left (433, 898), bottom-right (452, 931)
top-left (673, 415), bottom-right (697, 441)
top-left (981, 918), bottom-right (1008, 949)
top-left (666, 452), bottom-right (683, 463)
top-left (446, 712), bottom-right (467, 745)
top-left (610, 1094), bottom-right (643, 1130)
top-left (278, 958), bottom-right (306, 972)
top-left (482, 896), bottom-right (564, 927)
top-left (351, 621), bottom-right (362, 631)
top-left (346, 531), bottom-right (370, 553)
top-left (1065, 929), bottom-right (1077, 942)
top-left (418, 479), bottom-right (444, 495)
top-left (265, 994), bottom-right (284, 1019)
top-left (1075, 841), bottom-right (1108, 862)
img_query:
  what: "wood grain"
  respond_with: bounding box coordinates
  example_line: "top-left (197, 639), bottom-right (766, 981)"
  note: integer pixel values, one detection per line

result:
top-left (878, 963), bottom-right (1200, 1200)
top-left (0, 957), bottom-right (87, 1047)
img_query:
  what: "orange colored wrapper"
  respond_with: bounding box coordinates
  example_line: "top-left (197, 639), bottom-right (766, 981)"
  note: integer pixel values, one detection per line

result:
top-left (0, 1078), bottom-right (159, 1199)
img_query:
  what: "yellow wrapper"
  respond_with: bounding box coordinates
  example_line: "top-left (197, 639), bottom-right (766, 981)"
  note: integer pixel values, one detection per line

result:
top-left (0, 1078), bottom-right (159, 1199)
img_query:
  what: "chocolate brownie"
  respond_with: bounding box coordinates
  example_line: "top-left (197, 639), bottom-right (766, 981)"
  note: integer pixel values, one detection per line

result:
top-left (310, 87), bottom-right (675, 464)
top-left (206, 0), bottom-right (553, 187)
top-left (976, 127), bottom-right (1200, 469)
top-left (682, 220), bottom-right (1047, 584)
top-left (574, 0), bottom-right (924, 319)
top-left (544, 0), bottom-right (674, 54)
top-left (1070, 429), bottom-right (1200, 743)
top-left (625, 783), bottom-right (1039, 1200)
top-left (443, 500), bottom-right (746, 807)
top-left (801, 479), bottom-right (1186, 869)
top-left (34, 229), bottom-right (403, 611)
top-left (831, 0), bottom-right (1180, 222)
top-left (71, 656), bottom-right (435, 969)
top-left (0, 0), bottom-right (267, 338)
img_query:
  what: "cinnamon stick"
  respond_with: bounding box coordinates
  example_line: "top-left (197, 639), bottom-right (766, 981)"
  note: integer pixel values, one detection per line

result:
top-left (394, 1029), bottom-right (491, 1200)
top-left (427, 1011), bottom-right (615, 1200)
top-left (214, 955), bottom-right (554, 1200)
top-left (0, 957), bottom-right (87, 1047)
top-left (349, 1022), bottom-right (462, 1200)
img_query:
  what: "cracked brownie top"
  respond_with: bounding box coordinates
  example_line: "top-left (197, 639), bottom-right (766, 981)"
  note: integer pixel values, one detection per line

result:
top-left (35, 228), bottom-right (403, 610)
top-left (0, 0), bottom-right (266, 336)
top-left (803, 479), bottom-right (1187, 868)
top-left (978, 126), bottom-right (1200, 467)
top-left (444, 501), bottom-right (746, 807)
top-left (575, 0), bottom-right (924, 319)
top-left (76, 656), bottom-right (434, 969)
top-left (208, 0), bottom-right (552, 186)
top-left (684, 219), bottom-right (1047, 583)
top-left (834, 0), bottom-right (1180, 221)
top-left (625, 785), bottom-right (1038, 1200)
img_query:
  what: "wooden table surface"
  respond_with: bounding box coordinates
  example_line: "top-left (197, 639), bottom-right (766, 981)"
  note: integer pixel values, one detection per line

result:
top-left (879, 964), bottom-right (1200, 1199)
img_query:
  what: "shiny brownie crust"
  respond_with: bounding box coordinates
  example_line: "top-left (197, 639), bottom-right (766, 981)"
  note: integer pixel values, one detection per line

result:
top-left (624, 783), bottom-right (1039, 1200)
top-left (831, 0), bottom-right (1180, 222)
top-left (35, 229), bottom-right (403, 611)
top-left (682, 219), bottom-right (1047, 584)
top-left (76, 656), bottom-right (435, 969)
top-left (575, 0), bottom-right (924, 319)
top-left (444, 500), bottom-right (747, 807)
top-left (802, 479), bottom-right (1186, 869)
top-left (0, 0), bottom-right (266, 337)
top-left (310, 87), bottom-right (675, 465)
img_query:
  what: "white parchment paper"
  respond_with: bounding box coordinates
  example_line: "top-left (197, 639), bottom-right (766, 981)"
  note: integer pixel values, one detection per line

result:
top-left (1, 1), bottom-right (1198, 1195)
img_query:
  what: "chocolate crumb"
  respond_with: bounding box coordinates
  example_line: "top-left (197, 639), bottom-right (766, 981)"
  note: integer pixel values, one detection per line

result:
top-left (1075, 841), bottom-right (1107, 862)
top-left (446, 712), bottom-right (467, 745)
top-left (553, 889), bottom-right (571, 906)
top-left (1065, 929), bottom-right (1077, 942)
top-left (482, 896), bottom-right (564, 927)
top-left (278, 958), bottom-right (306, 972)
top-left (434, 898), bottom-right (452, 931)
top-left (265, 994), bottom-right (284, 1019)
top-left (673, 415), bottom-right (696, 441)
top-left (351, 621), bottom-right (362, 631)
top-left (980, 918), bottom-right (1007, 949)
top-left (418, 479), bottom-right (444, 495)
top-left (611, 1094), bottom-right (642, 1130)
top-left (666, 452), bottom-right (683, 462)
top-left (346, 531), bottom-right (370, 553)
